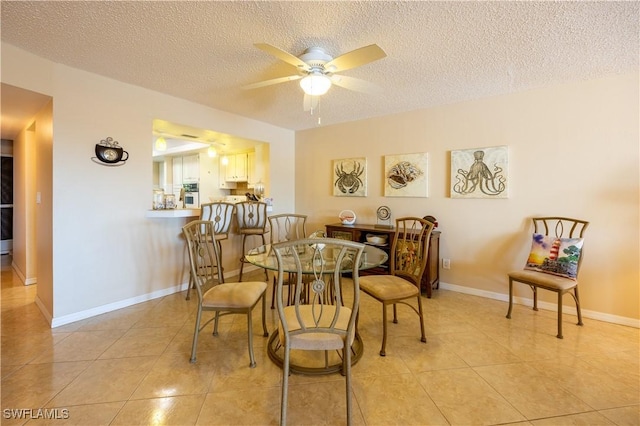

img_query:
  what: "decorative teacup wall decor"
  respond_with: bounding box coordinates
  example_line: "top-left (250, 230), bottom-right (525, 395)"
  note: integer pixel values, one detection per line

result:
top-left (92, 137), bottom-right (129, 166)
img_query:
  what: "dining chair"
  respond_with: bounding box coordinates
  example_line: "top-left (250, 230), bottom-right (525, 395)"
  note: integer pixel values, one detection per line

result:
top-left (185, 202), bottom-right (236, 300)
top-left (268, 213), bottom-right (308, 308)
top-left (359, 217), bottom-right (435, 356)
top-left (506, 216), bottom-right (589, 338)
top-left (183, 220), bottom-right (268, 367)
top-left (273, 238), bottom-right (365, 426)
top-left (236, 201), bottom-right (269, 282)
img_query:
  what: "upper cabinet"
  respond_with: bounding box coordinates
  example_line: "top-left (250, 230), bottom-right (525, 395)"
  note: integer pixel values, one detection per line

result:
top-left (247, 151), bottom-right (256, 188)
top-left (218, 160), bottom-right (237, 189)
top-left (172, 157), bottom-right (183, 186)
top-left (223, 153), bottom-right (248, 182)
top-left (182, 154), bottom-right (199, 183)
top-left (172, 154), bottom-right (199, 185)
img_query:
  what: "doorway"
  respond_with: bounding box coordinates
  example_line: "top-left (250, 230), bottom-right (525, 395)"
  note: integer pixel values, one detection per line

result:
top-left (1, 142), bottom-right (13, 255)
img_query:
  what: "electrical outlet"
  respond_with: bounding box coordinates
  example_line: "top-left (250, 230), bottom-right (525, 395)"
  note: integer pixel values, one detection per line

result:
top-left (442, 258), bottom-right (451, 269)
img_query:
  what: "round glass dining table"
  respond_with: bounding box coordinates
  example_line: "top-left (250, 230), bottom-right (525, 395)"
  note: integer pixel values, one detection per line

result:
top-left (245, 242), bottom-right (388, 375)
top-left (245, 242), bottom-right (388, 274)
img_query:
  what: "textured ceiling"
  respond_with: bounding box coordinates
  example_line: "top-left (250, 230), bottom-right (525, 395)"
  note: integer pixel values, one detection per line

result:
top-left (1, 1), bottom-right (638, 135)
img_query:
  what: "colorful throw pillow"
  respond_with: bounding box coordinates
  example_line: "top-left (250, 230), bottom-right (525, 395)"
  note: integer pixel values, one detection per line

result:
top-left (524, 233), bottom-right (584, 280)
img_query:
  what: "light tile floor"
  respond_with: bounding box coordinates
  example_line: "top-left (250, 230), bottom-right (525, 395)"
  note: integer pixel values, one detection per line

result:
top-left (1, 254), bottom-right (638, 425)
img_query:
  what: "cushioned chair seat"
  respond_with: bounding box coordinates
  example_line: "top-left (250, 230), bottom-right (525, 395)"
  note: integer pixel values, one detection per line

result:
top-left (359, 275), bottom-right (419, 300)
top-left (278, 304), bottom-right (353, 350)
top-left (508, 270), bottom-right (577, 291)
top-left (203, 281), bottom-right (268, 308)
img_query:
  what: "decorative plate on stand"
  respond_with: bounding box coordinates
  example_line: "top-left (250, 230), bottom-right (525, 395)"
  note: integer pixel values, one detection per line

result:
top-left (375, 205), bottom-right (393, 228)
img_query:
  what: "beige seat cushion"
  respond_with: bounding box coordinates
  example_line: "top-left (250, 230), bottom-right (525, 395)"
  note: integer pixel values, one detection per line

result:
top-left (508, 270), bottom-right (578, 291)
top-left (202, 281), bottom-right (267, 308)
top-left (359, 275), bottom-right (419, 301)
top-left (278, 304), bottom-right (352, 350)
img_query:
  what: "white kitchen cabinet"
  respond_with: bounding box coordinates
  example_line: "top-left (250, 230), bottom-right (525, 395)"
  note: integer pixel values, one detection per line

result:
top-left (218, 160), bottom-right (237, 189)
top-left (247, 151), bottom-right (256, 188)
top-left (182, 154), bottom-right (199, 183)
top-left (223, 153), bottom-right (248, 182)
top-left (172, 157), bottom-right (183, 187)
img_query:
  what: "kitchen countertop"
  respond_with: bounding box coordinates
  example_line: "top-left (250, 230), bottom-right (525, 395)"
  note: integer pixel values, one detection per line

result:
top-left (145, 208), bottom-right (200, 218)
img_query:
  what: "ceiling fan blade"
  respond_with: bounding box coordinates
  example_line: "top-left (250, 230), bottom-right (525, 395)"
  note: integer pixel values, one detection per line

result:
top-left (242, 74), bottom-right (302, 90)
top-left (330, 74), bottom-right (382, 94)
top-left (324, 44), bottom-right (387, 73)
top-left (254, 43), bottom-right (311, 71)
top-left (303, 94), bottom-right (320, 112)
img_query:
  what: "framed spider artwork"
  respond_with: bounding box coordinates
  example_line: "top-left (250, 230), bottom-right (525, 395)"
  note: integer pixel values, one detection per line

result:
top-left (332, 158), bottom-right (367, 197)
top-left (384, 152), bottom-right (429, 197)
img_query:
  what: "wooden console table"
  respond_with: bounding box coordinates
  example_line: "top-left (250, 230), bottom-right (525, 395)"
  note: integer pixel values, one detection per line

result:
top-left (325, 223), bottom-right (441, 298)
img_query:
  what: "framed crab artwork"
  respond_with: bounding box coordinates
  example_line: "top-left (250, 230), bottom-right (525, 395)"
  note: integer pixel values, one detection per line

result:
top-left (332, 157), bottom-right (367, 197)
top-left (384, 152), bottom-right (429, 197)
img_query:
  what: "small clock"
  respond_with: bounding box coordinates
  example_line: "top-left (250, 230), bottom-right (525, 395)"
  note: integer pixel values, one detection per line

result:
top-left (102, 148), bottom-right (119, 162)
top-left (375, 206), bottom-right (393, 228)
top-left (376, 206), bottom-right (391, 221)
top-left (94, 138), bottom-right (128, 165)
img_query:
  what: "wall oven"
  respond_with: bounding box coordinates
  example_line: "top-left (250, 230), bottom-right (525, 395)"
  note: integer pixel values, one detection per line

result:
top-left (183, 183), bottom-right (199, 208)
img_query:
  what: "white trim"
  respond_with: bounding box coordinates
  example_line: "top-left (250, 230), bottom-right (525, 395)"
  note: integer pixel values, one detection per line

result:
top-left (439, 281), bottom-right (640, 329)
top-left (12, 261), bottom-right (37, 285)
top-left (47, 265), bottom-right (264, 328)
top-left (34, 295), bottom-right (53, 324)
top-left (50, 281), bottom-right (189, 328)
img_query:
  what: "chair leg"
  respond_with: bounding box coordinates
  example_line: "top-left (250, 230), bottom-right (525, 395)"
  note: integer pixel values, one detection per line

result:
top-left (261, 291), bottom-right (269, 337)
top-left (239, 234), bottom-right (268, 282)
top-left (506, 279), bottom-right (513, 319)
top-left (574, 287), bottom-right (584, 326)
top-left (281, 343), bottom-right (290, 426)
top-left (247, 311), bottom-right (256, 368)
top-left (344, 345), bottom-right (353, 426)
top-left (213, 311), bottom-right (220, 336)
top-left (261, 234), bottom-right (268, 281)
top-left (190, 307), bottom-right (203, 363)
top-left (532, 286), bottom-right (539, 311)
top-left (239, 235), bottom-right (248, 282)
top-left (380, 303), bottom-right (388, 356)
top-left (215, 240), bottom-right (224, 277)
top-left (271, 276), bottom-right (277, 309)
top-left (556, 292), bottom-right (564, 339)
top-left (185, 275), bottom-right (192, 301)
top-left (416, 295), bottom-right (427, 343)
top-left (392, 303), bottom-right (398, 324)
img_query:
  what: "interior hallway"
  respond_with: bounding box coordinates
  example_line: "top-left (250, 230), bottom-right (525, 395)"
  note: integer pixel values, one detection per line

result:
top-left (1, 254), bottom-right (638, 425)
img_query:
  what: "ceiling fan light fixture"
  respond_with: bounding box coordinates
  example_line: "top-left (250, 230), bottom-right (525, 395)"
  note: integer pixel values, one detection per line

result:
top-left (300, 74), bottom-right (331, 96)
top-left (155, 136), bottom-right (167, 151)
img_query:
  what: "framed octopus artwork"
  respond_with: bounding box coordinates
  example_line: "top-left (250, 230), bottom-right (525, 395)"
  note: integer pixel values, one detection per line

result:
top-left (384, 153), bottom-right (429, 197)
top-left (450, 145), bottom-right (508, 198)
top-left (332, 157), bottom-right (367, 197)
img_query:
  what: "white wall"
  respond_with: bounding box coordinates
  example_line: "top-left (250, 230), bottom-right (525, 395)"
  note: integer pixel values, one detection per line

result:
top-left (3, 41), bottom-right (637, 327)
top-left (296, 72), bottom-right (639, 324)
top-left (2, 43), bottom-right (295, 325)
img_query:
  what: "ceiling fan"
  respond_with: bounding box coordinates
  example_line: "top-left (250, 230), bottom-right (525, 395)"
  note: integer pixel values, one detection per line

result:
top-left (242, 43), bottom-right (387, 111)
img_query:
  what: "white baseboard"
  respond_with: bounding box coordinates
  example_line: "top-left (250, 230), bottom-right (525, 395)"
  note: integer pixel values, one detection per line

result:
top-left (47, 265), bottom-right (264, 328)
top-left (34, 295), bottom-right (53, 324)
top-left (12, 261), bottom-right (37, 285)
top-left (49, 281), bottom-right (188, 328)
top-left (47, 272), bottom-right (637, 330)
top-left (439, 281), bottom-right (640, 329)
